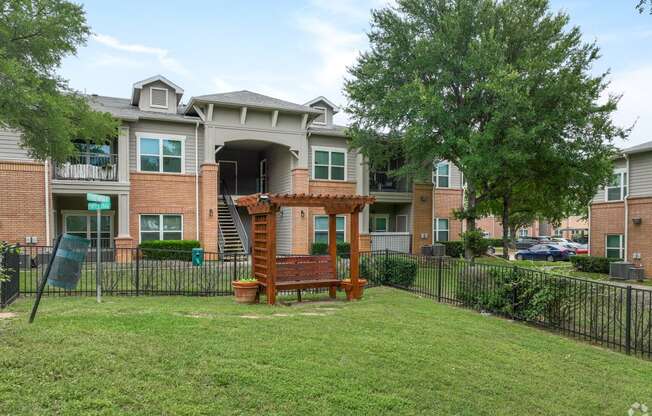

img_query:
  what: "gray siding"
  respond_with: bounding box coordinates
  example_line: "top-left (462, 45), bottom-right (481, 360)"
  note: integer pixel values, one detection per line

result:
top-left (308, 135), bottom-right (357, 182)
top-left (629, 152), bottom-right (652, 197)
top-left (129, 120), bottom-right (203, 173)
top-left (265, 145), bottom-right (292, 254)
top-left (0, 129), bottom-right (32, 161)
top-left (138, 80), bottom-right (177, 114)
top-left (449, 163), bottom-right (463, 189)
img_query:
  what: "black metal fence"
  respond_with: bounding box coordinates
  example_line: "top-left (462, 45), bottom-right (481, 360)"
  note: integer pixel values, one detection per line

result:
top-left (368, 251), bottom-right (652, 359)
top-left (1, 249), bottom-right (20, 308)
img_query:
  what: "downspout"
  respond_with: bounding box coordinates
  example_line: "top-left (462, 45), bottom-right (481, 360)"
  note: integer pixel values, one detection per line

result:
top-left (624, 154), bottom-right (630, 261)
top-left (195, 121), bottom-right (200, 241)
top-left (44, 160), bottom-right (50, 245)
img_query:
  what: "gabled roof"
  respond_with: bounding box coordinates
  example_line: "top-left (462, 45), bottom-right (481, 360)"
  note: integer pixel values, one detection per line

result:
top-left (186, 90), bottom-right (322, 115)
top-left (89, 95), bottom-right (199, 124)
top-left (304, 96), bottom-right (340, 114)
top-left (623, 140), bottom-right (652, 155)
top-left (131, 75), bottom-right (184, 105)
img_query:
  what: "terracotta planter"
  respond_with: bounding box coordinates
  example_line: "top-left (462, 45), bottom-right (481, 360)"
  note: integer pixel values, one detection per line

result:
top-left (341, 279), bottom-right (368, 301)
top-left (232, 280), bottom-right (259, 304)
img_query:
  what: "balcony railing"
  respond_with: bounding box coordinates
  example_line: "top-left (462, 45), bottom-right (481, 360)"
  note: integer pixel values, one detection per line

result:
top-left (370, 172), bottom-right (411, 193)
top-left (54, 152), bottom-right (118, 181)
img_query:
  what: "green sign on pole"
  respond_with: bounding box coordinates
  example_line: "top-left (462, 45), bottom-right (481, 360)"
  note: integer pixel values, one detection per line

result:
top-left (86, 193), bottom-right (110, 303)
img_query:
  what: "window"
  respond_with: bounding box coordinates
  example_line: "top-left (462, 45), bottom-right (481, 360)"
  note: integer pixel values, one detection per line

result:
top-left (313, 147), bottom-right (346, 180)
top-left (312, 106), bottom-right (327, 125)
top-left (140, 214), bottom-right (183, 242)
top-left (606, 169), bottom-right (627, 201)
top-left (314, 215), bottom-right (345, 243)
top-left (371, 215), bottom-right (389, 232)
top-left (606, 234), bottom-right (624, 260)
top-left (519, 228), bottom-right (529, 237)
top-left (150, 87), bottom-right (169, 109)
top-left (433, 161), bottom-right (450, 188)
top-left (63, 212), bottom-right (113, 248)
top-left (434, 218), bottom-right (449, 242)
top-left (137, 134), bottom-right (184, 173)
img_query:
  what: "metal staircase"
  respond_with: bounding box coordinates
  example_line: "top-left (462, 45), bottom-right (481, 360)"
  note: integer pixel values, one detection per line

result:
top-left (218, 180), bottom-right (249, 254)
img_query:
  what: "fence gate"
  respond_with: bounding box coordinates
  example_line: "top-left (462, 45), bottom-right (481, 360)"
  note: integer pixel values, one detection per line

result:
top-left (1, 249), bottom-right (20, 308)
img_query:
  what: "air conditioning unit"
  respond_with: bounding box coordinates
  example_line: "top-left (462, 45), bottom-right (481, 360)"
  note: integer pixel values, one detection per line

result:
top-left (610, 262), bottom-right (632, 280)
top-left (421, 245), bottom-right (433, 256)
top-left (629, 267), bottom-right (645, 281)
top-left (432, 243), bottom-right (446, 257)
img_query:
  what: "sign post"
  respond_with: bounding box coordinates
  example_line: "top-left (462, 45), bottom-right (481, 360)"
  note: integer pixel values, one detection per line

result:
top-left (87, 193), bottom-right (111, 303)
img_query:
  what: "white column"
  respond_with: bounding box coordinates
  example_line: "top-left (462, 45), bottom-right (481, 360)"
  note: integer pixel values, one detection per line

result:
top-left (117, 193), bottom-right (130, 238)
top-left (356, 153), bottom-right (370, 233)
top-left (118, 125), bottom-right (130, 182)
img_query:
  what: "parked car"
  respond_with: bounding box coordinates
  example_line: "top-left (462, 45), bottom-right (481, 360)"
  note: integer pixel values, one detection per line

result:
top-left (515, 244), bottom-right (574, 262)
top-left (515, 236), bottom-right (551, 250)
top-left (574, 244), bottom-right (588, 255)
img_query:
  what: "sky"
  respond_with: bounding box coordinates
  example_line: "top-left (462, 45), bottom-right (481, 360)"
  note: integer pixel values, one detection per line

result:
top-left (60, 0), bottom-right (652, 148)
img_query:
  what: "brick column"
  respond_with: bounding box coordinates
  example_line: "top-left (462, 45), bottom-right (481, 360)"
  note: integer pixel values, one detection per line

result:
top-left (412, 183), bottom-right (434, 254)
top-left (200, 163), bottom-right (219, 252)
top-left (359, 234), bottom-right (371, 252)
top-left (114, 236), bottom-right (134, 263)
top-left (291, 168), bottom-right (310, 254)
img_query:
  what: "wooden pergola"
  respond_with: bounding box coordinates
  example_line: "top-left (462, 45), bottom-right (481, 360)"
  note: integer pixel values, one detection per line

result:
top-left (237, 193), bottom-right (375, 304)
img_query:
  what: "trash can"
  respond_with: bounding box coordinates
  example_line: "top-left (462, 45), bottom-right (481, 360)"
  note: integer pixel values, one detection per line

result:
top-left (192, 248), bottom-right (204, 266)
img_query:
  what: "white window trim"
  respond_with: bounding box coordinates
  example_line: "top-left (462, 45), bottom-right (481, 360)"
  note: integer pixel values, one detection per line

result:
top-left (433, 217), bottom-right (449, 242)
top-left (311, 146), bottom-right (347, 181)
top-left (370, 214), bottom-right (390, 232)
top-left (149, 87), bottom-right (169, 109)
top-left (138, 214), bottom-right (184, 243)
top-left (313, 215), bottom-right (346, 243)
top-left (62, 210), bottom-right (115, 247)
top-left (433, 161), bottom-right (451, 188)
top-left (136, 132), bottom-right (186, 174)
top-left (605, 168), bottom-right (627, 202)
top-left (396, 214), bottom-right (409, 233)
top-left (312, 106), bottom-right (327, 125)
top-left (605, 234), bottom-right (624, 259)
top-left (519, 228), bottom-right (529, 237)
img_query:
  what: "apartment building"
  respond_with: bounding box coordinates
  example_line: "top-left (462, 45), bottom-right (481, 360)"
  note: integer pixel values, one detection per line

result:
top-left (589, 140), bottom-right (652, 276)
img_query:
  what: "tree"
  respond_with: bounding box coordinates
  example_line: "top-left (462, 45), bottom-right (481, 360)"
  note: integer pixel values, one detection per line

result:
top-left (346, 0), bottom-right (625, 258)
top-left (0, 0), bottom-right (118, 162)
top-left (637, 0), bottom-right (652, 14)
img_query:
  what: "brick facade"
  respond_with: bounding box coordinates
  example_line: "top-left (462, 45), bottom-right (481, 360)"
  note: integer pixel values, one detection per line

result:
top-left (199, 163), bottom-right (219, 252)
top-left (291, 168), bottom-right (310, 254)
top-left (589, 202), bottom-right (625, 260)
top-left (433, 188), bottom-right (464, 241)
top-left (411, 183), bottom-right (434, 253)
top-left (627, 197), bottom-right (652, 274)
top-left (130, 173), bottom-right (198, 244)
top-left (0, 161), bottom-right (47, 245)
top-left (306, 180), bottom-right (357, 251)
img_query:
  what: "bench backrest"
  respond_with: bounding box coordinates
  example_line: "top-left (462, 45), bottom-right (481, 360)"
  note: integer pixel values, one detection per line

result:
top-left (275, 256), bottom-right (336, 282)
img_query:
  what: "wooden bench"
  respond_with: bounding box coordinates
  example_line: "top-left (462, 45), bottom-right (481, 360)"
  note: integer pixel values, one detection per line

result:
top-left (259, 255), bottom-right (340, 301)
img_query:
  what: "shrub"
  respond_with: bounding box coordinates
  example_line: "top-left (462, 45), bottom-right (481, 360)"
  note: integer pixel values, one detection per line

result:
top-left (373, 256), bottom-right (418, 287)
top-left (462, 230), bottom-right (491, 258)
top-left (455, 265), bottom-right (571, 323)
top-left (310, 242), bottom-right (350, 257)
top-left (485, 238), bottom-right (506, 247)
top-left (570, 255), bottom-right (610, 274)
top-left (139, 240), bottom-right (200, 261)
top-left (441, 241), bottom-right (464, 258)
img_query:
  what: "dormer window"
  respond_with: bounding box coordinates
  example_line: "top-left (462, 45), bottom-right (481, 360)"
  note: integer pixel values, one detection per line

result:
top-left (150, 87), bottom-right (169, 109)
top-left (313, 106), bottom-right (327, 125)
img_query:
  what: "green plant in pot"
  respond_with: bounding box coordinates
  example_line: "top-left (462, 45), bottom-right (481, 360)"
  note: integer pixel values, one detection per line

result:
top-left (232, 277), bottom-right (259, 304)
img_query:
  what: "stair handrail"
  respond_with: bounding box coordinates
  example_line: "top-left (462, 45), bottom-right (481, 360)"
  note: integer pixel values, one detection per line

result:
top-left (218, 222), bottom-right (226, 254)
top-left (220, 179), bottom-right (249, 254)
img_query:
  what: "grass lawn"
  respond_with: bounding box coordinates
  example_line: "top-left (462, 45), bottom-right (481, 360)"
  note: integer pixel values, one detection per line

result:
top-left (1, 288), bottom-right (652, 415)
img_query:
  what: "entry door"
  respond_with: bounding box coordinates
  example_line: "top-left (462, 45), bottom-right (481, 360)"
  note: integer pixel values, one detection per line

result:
top-left (218, 160), bottom-right (237, 195)
top-left (259, 159), bottom-right (267, 193)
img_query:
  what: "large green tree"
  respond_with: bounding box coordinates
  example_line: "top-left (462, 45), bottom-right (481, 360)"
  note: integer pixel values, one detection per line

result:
top-left (0, 0), bottom-right (118, 162)
top-left (346, 0), bottom-right (625, 257)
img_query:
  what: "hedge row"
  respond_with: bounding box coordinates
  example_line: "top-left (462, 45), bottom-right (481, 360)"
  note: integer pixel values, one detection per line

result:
top-left (360, 256), bottom-right (417, 287)
top-left (310, 242), bottom-right (351, 257)
top-left (570, 255), bottom-right (611, 274)
top-left (139, 240), bottom-right (201, 261)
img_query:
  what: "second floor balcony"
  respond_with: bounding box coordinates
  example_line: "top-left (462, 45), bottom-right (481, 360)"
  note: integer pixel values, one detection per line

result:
top-left (370, 172), bottom-right (412, 193)
top-left (54, 152), bottom-right (119, 182)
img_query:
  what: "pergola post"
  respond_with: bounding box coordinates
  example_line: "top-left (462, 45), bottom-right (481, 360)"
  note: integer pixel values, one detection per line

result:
top-left (267, 211), bottom-right (277, 304)
top-left (328, 214), bottom-right (338, 299)
top-left (350, 209), bottom-right (360, 298)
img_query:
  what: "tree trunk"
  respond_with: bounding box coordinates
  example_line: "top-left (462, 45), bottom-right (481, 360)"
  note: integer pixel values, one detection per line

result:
top-left (465, 184), bottom-right (477, 261)
top-left (501, 193), bottom-right (511, 260)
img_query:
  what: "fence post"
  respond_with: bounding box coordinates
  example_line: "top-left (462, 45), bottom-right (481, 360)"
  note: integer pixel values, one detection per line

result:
top-left (511, 265), bottom-right (519, 319)
top-left (626, 285), bottom-right (632, 355)
top-left (135, 248), bottom-right (140, 296)
top-left (233, 253), bottom-right (238, 281)
top-left (436, 257), bottom-right (442, 302)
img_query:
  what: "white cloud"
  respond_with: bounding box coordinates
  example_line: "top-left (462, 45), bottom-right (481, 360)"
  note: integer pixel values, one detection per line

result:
top-left (607, 65), bottom-right (652, 148)
top-left (211, 77), bottom-right (234, 92)
top-left (91, 33), bottom-right (189, 76)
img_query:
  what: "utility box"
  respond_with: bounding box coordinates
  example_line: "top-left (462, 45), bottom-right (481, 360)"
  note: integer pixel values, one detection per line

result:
top-left (192, 248), bottom-right (204, 266)
top-left (610, 262), bottom-right (632, 280)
